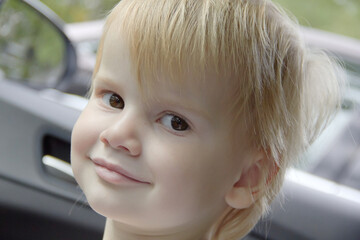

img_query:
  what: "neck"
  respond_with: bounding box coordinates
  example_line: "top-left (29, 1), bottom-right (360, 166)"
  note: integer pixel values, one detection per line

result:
top-left (102, 218), bottom-right (210, 240)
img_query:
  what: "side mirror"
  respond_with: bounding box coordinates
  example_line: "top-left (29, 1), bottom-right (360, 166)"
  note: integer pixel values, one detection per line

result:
top-left (0, 0), bottom-right (77, 89)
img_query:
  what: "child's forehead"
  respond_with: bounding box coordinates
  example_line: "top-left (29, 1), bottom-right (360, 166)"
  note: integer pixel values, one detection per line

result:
top-left (102, 18), bottom-right (236, 99)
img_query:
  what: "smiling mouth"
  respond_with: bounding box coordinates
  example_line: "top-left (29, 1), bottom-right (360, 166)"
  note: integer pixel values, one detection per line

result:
top-left (91, 158), bottom-right (151, 185)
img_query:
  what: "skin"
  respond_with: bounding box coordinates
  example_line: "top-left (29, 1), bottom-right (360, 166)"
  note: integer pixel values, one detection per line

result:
top-left (71, 24), bottom-right (261, 240)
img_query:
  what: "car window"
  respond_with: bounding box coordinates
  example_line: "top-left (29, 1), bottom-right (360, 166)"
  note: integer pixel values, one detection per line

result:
top-left (0, 0), bottom-right (65, 88)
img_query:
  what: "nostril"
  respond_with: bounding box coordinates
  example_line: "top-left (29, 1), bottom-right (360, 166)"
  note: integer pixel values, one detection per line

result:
top-left (117, 145), bottom-right (129, 152)
top-left (100, 136), bottom-right (109, 145)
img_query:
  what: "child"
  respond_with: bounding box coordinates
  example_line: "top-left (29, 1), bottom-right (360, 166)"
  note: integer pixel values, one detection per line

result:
top-left (71, 0), bottom-right (343, 239)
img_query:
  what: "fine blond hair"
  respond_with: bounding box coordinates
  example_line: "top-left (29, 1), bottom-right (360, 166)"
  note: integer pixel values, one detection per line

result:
top-left (91, 0), bottom-right (343, 239)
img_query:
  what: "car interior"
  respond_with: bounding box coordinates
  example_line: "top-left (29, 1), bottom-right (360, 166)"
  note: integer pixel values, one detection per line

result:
top-left (0, 0), bottom-right (359, 239)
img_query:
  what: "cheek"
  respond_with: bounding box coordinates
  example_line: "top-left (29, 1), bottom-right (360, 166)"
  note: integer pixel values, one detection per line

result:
top-left (71, 108), bottom-right (100, 156)
top-left (147, 139), bottom-right (233, 218)
top-left (71, 107), bottom-right (103, 184)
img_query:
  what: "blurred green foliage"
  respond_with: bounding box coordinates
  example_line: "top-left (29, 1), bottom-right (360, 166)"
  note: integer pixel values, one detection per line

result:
top-left (273, 0), bottom-right (360, 39)
top-left (40, 0), bottom-right (119, 23)
top-left (43, 0), bottom-right (359, 40)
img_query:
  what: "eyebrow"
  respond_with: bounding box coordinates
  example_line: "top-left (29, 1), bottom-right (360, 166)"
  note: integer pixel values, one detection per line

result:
top-left (94, 75), bottom-right (119, 89)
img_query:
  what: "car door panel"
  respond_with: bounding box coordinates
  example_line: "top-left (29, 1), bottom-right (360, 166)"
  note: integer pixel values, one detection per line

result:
top-left (0, 79), bottom-right (105, 239)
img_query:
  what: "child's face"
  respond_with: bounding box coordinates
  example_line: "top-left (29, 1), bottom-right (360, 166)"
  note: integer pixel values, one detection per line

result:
top-left (71, 28), bottom-right (251, 233)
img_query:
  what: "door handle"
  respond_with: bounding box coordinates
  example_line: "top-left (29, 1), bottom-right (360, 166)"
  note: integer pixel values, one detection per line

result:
top-left (42, 155), bottom-right (76, 184)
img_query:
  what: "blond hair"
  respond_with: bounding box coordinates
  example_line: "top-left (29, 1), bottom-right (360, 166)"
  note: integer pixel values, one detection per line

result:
top-left (91, 0), bottom-right (343, 239)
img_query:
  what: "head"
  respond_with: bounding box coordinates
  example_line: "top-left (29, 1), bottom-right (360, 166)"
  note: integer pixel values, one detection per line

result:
top-left (71, 0), bottom-right (342, 239)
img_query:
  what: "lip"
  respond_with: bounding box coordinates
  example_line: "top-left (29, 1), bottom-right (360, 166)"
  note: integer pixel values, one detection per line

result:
top-left (91, 157), bottom-right (151, 185)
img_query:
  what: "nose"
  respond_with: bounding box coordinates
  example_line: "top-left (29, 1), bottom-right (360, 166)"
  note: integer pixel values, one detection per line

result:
top-left (99, 113), bottom-right (142, 157)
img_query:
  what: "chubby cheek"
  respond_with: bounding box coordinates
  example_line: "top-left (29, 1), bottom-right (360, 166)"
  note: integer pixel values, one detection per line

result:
top-left (71, 109), bottom-right (98, 155)
top-left (71, 107), bottom-right (101, 182)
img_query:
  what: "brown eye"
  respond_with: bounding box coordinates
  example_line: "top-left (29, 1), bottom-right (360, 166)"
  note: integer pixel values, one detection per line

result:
top-left (160, 114), bottom-right (189, 131)
top-left (171, 116), bottom-right (189, 131)
top-left (103, 93), bottom-right (124, 109)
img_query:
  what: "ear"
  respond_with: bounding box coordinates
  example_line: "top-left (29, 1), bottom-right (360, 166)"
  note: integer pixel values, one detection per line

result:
top-left (225, 150), bottom-right (275, 209)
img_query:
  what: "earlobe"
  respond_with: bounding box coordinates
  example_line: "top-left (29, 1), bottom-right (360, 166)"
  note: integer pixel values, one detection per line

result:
top-left (225, 187), bottom-right (253, 209)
